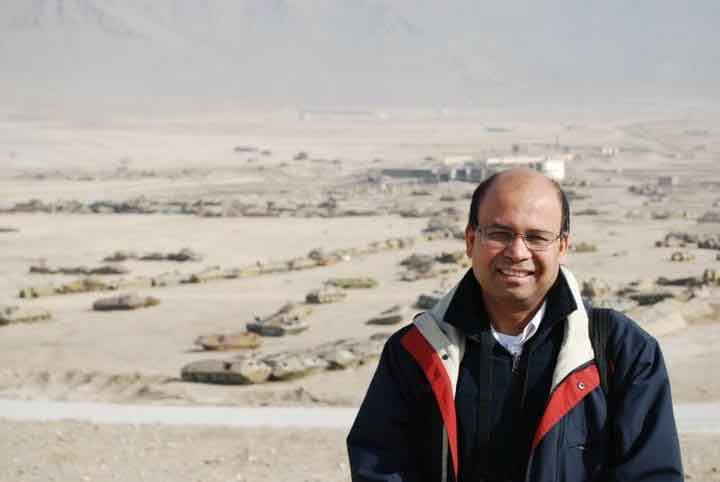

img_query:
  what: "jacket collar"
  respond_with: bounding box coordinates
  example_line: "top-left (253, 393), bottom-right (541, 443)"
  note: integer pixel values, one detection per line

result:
top-left (439, 268), bottom-right (577, 338)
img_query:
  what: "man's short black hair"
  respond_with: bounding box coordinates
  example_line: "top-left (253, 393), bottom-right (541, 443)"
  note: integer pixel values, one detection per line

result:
top-left (467, 172), bottom-right (571, 234)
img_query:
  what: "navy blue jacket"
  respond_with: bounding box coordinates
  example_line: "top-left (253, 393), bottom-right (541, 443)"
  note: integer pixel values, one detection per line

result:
top-left (347, 267), bottom-right (683, 481)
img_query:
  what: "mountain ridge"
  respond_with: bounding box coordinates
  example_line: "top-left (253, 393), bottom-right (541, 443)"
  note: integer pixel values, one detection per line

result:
top-left (1, 0), bottom-right (718, 109)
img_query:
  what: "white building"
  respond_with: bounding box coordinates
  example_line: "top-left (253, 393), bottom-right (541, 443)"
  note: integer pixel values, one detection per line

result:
top-left (442, 155), bottom-right (474, 166)
top-left (539, 159), bottom-right (566, 180)
top-left (483, 156), bottom-right (566, 181)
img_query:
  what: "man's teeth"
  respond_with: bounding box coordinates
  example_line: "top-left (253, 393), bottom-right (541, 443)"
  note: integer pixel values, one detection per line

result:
top-left (499, 269), bottom-right (531, 276)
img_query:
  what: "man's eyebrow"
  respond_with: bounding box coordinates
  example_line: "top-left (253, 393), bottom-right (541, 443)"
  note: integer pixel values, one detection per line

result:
top-left (485, 223), bottom-right (556, 233)
top-left (485, 223), bottom-right (512, 230)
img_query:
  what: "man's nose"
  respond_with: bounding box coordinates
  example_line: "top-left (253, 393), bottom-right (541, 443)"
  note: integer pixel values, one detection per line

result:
top-left (504, 234), bottom-right (531, 260)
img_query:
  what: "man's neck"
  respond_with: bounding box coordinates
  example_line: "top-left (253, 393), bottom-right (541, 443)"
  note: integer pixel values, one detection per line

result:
top-left (483, 297), bottom-right (545, 336)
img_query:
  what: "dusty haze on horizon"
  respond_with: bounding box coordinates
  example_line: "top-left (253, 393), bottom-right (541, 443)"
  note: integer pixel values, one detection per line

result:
top-left (1, 0), bottom-right (719, 115)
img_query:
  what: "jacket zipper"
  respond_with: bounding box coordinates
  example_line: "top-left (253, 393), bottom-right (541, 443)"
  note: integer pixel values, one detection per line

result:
top-left (512, 353), bottom-right (521, 373)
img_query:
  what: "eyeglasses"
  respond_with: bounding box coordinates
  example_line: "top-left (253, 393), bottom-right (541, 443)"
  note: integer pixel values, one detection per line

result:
top-left (475, 226), bottom-right (564, 251)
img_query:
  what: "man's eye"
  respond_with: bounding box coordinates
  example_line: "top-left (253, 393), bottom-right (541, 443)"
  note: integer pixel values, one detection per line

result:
top-left (487, 230), bottom-right (512, 240)
top-left (526, 233), bottom-right (553, 243)
top-left (526, 235), bottom-right (547, 242)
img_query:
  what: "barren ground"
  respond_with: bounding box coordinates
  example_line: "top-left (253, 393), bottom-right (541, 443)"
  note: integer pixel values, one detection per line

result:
top-left (1, 107), bottom-right (719, 481)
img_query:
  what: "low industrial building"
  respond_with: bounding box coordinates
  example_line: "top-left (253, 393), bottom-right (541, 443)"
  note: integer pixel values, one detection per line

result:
top-left (379, 155), bottom-right (567, 184)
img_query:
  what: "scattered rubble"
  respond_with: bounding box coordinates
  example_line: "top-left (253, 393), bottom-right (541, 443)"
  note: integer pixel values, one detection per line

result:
top-left (698, 211), bottom-right (720, 223)
top-left (313, 340), bottom-right (364, 369)
top-left (103, 248), bottom-right (203, 263)
top-left (411, 189), bottom-right (433, 196)
top-left (367, 237), bottom-right (416, 251)
top-left (655, 233), bottom-right (720, 251)
top-left (657, 276), bottom-right (704, 288)
top-left (17, 236), bottom-right (435, 299)
top-left (263, 352), bottom-right (328, 381)
top-left (625, 210), bottom-right (646, 220)
top-left (246, 303), bottom-right (312, 337)
top-left (703, 269), bottom-right (720, 285)
top-left (627, 291), bottom-right (675, 306)
top-left (399, 251), bottom-right (467, 281)
top-left (414, 291), bottom-right (445, 309)
top-left (305, 285), bottom-right (347, 304)
top-left (670, 251), bottom-right (695, 262)
top-left (18, 283), bottom-right (57, 299)
top-left (287, 257), bottom-right (319, 271)
top-left (400, 253), bottom-right (435, 271)
top-left (650, 210), bottom-right (673, 220)
top-left (1, 196), bottom-right (395, 219)
top-left (422, 217), bottom-right (464, 240)
top-left (401, 265), bottom-right (458, 282)
top-left (655, 232), bottom-right (699, 248)
top-left (187, 266), bottom-right (226, 283)
top-left (572, 242), bottom-right (598, 253)
top-left (29, 263), bottom-right (129, 276)
top-left (102, 250), bottom-right (137, 262)
top-left (581, 278), bottom-right (615, 299)
top-left (92, 293), bottom-right (160, 311)
top-left (627, 298), bottom-right (719, 337)
top-left (698, 235), bottom-right (720, 250)
top-left (0, 305), bottom-right (52, 326)
top-left (181, 333), bottom-right (389, 385)
top-left (581, 278), bottom-right (640, 311)
top-left (574, 208), bottom-right (605, 216)
top-left (564, 190), bottom-right (590, 201)
top-left (151, 271), bottom-right (187, 287)
top-left (628, 183), bottom-right (667, 197)
top-left (586, 296), bottom-right (639, 312)
top-left (19, 277), bottom-right (128, 298)
top-left (583, 269), bottom-right (720, 317)
top-left (655, 270), bottom-right (720, 288)
top-left (326, 277), bottom-right (378, 289)
top-left (194, 332), bottom-right (262, 351)
top-left (181, 358), bottom-right (273, 385)
top-left (436, 251), bottom-right (467, 264)
top-left (307, 248), bottom-right (340, 266)
top-left (367, 305), bottom-right (407, 325)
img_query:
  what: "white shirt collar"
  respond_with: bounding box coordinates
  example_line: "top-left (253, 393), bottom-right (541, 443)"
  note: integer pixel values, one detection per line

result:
top-left (490, 301), bottom-right (547, 356)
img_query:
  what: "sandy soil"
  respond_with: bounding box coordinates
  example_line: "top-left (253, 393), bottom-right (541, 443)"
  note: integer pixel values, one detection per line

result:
top-left (0, 421), bottom-right (718, 482)
top-left (1, 108), bottom-right (720, 480)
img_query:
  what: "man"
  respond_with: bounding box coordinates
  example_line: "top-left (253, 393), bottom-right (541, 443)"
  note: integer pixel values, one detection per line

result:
top-left (347, 168), bottom-right (683, 481)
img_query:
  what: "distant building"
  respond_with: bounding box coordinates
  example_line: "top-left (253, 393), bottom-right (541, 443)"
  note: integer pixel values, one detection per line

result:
top-left (483, 156), bottom-right (566, 181)
top-left (379, 155), bottom-right (566, 185)
top-left (448, 165), bottom-right (488, 182)
top-left (539, 160), bottom-right (566, 181)
top-left (601, 146), bottom-right (618, 157)
top-left (442, 155), bottom-right (473, 166)
top-left (381, 168), bottom-right (440, 181)
top-left (658, 176), bottom-right (679, 187)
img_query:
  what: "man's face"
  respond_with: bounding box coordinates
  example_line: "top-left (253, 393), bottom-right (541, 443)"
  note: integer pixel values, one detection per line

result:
top-left (464, 175), bottom-right (569, 313)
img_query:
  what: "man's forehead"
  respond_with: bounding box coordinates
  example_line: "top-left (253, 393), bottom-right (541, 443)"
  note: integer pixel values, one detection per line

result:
top-left (485, 176), bottom-right (560, 207)
top-left (491, 169), bottom-right (557, 195)
top-left (478, 175), bottom-right (563, 225)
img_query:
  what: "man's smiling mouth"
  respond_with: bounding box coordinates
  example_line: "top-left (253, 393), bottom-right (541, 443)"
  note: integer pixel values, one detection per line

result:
top-left (497, 268), bottom-right (533, 278)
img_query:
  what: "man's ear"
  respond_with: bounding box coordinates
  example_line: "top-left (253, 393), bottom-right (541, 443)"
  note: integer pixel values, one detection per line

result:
top-left (465, 225), bottom-right (476, 258)
top-left (558, 233), bottom-right (570, 263)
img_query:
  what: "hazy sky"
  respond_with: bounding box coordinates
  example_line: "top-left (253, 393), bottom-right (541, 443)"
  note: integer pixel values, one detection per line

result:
top-left (1, 0), bottom-right (718, 110)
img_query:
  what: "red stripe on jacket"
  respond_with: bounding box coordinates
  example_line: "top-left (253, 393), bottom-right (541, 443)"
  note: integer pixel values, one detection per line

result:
top-left (532, 363), bottom-right (600, 450)
top-left (401, 326), bottom-right (459, 480)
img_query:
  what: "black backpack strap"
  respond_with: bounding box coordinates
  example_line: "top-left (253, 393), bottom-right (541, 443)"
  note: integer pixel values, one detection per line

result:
top-left (589, 308), bottom-right (612, 397)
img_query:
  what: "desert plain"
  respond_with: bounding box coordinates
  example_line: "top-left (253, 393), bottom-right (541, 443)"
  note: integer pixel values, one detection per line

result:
top-left (1, 106), bottom-right (720, 481)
